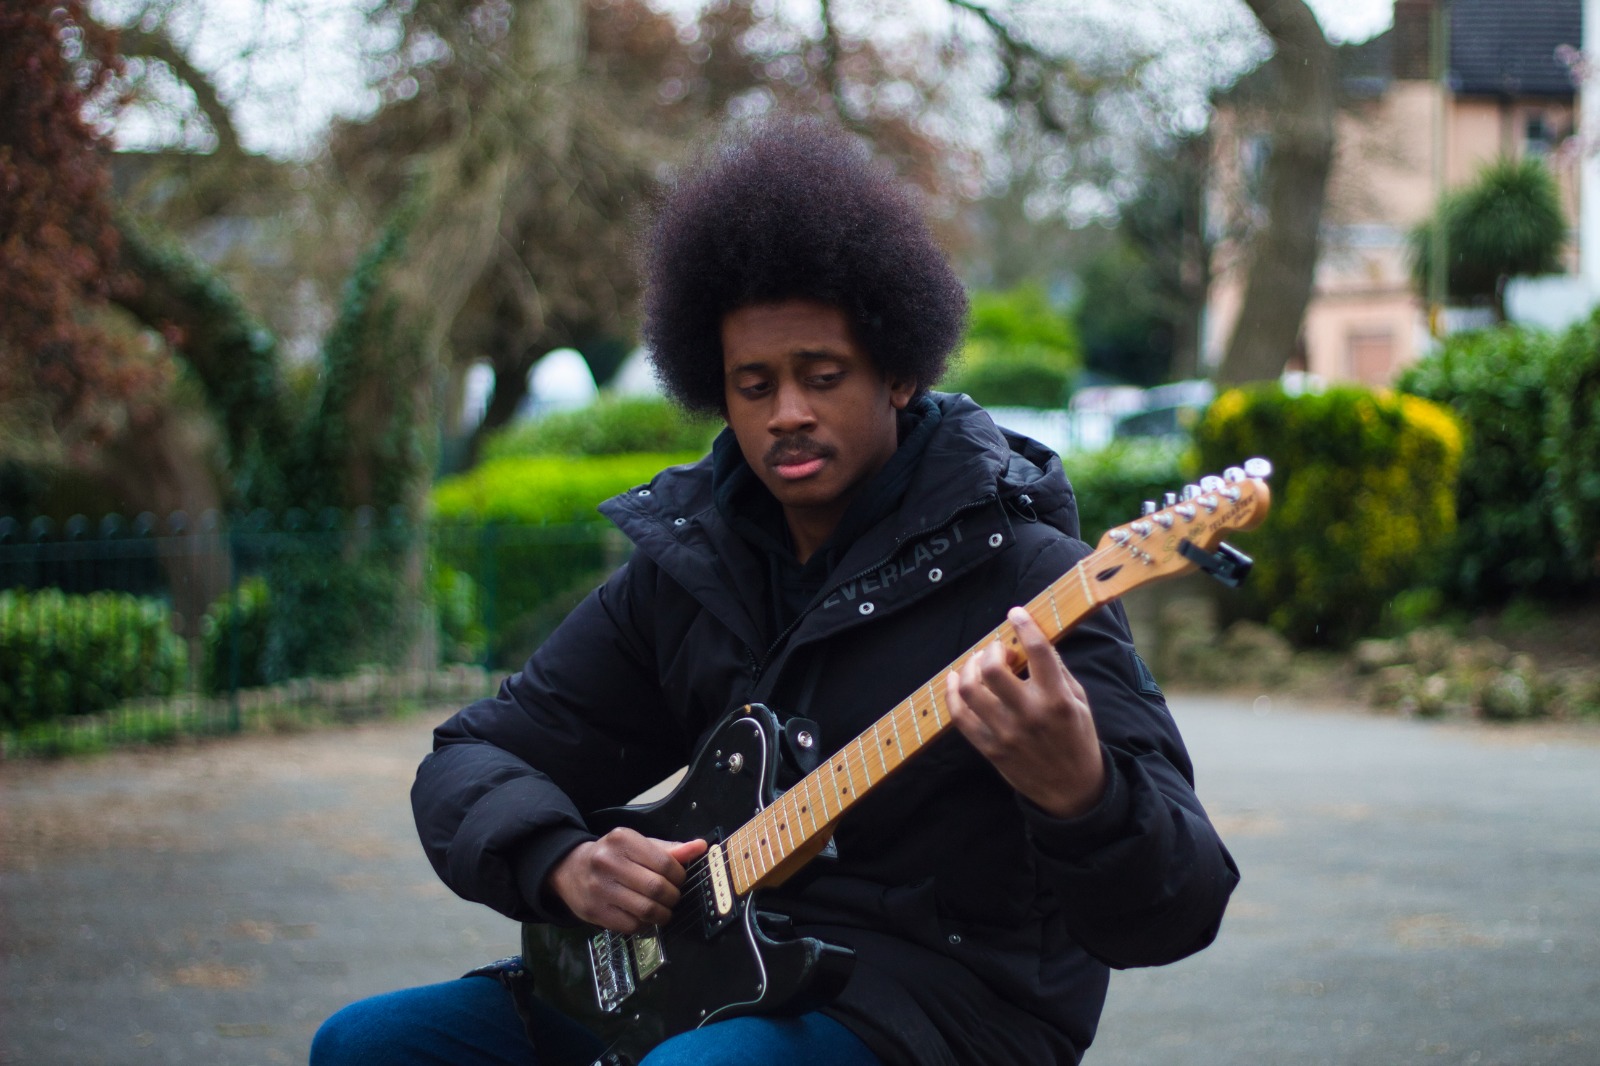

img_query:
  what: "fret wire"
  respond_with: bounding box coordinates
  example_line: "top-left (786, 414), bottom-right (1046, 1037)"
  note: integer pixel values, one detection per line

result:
top-left (799, 778), bottom-right (819, 834)
top-left (775, 798), bottom-right (795, 855)
top-left (872, 721), bottom-right (889, 775)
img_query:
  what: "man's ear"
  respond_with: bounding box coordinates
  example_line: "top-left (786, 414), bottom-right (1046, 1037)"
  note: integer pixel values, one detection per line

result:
top-left (888, 377), bottom-right (917, 410)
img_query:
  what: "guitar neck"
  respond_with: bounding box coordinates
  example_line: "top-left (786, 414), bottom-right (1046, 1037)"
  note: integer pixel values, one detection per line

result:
top-left (723, 553), bottom-right (1112, 896)
top-left (719, 470), bottom-right (1269, 896)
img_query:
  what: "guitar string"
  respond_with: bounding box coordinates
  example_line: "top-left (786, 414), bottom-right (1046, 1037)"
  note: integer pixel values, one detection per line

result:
top-left (654, 536), bottom-right (1138, 912)
top-left (654, 540), bottom-right (1129, 916)
top-left (622, 494), bottom-right (1254, 933)
top-left (631, 523), bottom-right (1209, 934)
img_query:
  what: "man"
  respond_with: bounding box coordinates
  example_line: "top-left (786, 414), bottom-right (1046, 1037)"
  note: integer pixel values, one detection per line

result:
top-left (314, 117), bottom-right (1237, 1066)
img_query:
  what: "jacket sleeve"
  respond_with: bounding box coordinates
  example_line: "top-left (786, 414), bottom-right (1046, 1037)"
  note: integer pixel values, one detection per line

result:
top-left (411, 559), bottom-right (693, 924)
top-left (1011, 537), bottom-right (1240, 969)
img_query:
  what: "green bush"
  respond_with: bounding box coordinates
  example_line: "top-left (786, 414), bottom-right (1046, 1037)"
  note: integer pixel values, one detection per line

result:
top-left (965, 283), bottom-right (1082, 372)
top-left (1398, 321), bottom-right (1600, 603)
top-left (1194, 385), bottom-right (1463, 647)
top-left (944, 358), bottom-right (1072, 409)
top-left (1410, 157), bottom-right (1566, 314)
top-left (482, 396), bottom-right (718, 460)
top-left (432, 563), bottom-right (487, 665)
top-left (1064, 437), bottom-right (1189, 543)
top-left (432, 453), bottom-right (695, 665)
top-left (941, 284), bottom-right (1081, 408)
top-left (1544, 317), bottom-right (1600, 586)
top-left (201, 577), bottom-right (272, 694)
top-left (0, 589), bottom-right (188, 729)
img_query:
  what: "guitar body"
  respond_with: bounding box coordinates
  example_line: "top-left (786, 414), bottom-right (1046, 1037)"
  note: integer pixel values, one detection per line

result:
top-left (521, 705), bottom-right (855, 1064)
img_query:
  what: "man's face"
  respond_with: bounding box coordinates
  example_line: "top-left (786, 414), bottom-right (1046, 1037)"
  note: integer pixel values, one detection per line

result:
top-left (722, 299), bottom-right (915, 561)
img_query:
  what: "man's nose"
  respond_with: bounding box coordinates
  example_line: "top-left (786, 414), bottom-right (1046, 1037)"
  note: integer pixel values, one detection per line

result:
top-left (768, 381), bottom-right (816, 433)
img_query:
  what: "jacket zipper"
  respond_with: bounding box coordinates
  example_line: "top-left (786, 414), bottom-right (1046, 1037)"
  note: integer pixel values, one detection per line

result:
top-left (752, 493), bottom-right (999, 681)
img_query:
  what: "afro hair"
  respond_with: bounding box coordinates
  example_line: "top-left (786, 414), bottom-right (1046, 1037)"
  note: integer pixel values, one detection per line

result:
top-left (641, 117), bottom-right (969, 413)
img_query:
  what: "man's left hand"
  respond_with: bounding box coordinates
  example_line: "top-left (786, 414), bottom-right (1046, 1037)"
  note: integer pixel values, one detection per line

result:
top-left (946, 606), bottom-right (1106, 819)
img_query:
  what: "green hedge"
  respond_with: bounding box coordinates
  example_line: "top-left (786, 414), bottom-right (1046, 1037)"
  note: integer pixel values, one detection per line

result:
top-left (943, 358), bottom-right (1072, 409)
top-left (0, 589), bottom-right (188, 729)
top-left (1194, 385), bottom-right (1463, 647)
top-left (1063, 438), bottom-right (1189, 543)
top-left (482, 396), bottom-right (718, 460)
top-left (432, 453), bottom-right (699, 665)
top-left (200, 576), bottom-right (271, 694)
top-left (1399, 319), bottom-right (1600, 604)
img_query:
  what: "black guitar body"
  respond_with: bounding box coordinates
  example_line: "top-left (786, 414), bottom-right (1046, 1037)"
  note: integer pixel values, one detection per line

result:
top-left (520, 705), bottom-right (855, 1066)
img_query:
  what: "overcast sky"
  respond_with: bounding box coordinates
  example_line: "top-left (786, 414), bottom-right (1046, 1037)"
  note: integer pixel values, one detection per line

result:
top-left (99, 0), bottom-right (1398, 159)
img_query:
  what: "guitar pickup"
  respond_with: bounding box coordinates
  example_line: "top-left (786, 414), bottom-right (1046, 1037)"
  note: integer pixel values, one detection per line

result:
top-left (701, 843), bottom-right (736, 937)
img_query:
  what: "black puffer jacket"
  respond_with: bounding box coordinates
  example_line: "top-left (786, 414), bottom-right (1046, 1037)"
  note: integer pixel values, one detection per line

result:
top-left (413, 393), bottom-right (1238, 1065)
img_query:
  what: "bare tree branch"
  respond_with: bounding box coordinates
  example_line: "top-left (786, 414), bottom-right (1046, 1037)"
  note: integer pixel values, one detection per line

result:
top-left (119, 24), bottom-right (244, 161)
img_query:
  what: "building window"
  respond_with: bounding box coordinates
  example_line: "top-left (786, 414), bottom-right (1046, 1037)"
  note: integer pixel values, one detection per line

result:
top-left (1527, 112), bottom-right (1552, 157)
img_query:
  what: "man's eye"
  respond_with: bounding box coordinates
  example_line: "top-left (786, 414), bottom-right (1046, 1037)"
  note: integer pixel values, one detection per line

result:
top-left (737, 381), bottom-right (771, 398)
top-left (809, 372), bottom-right (843, 387)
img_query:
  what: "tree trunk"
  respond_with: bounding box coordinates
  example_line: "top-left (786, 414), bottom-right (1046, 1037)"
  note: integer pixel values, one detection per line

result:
top-left (1217, 0), bottom-right (1337, 385)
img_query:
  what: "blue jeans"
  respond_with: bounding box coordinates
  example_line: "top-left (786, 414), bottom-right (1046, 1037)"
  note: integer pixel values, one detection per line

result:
top-left (311, 974), bottom-right (883, 1066)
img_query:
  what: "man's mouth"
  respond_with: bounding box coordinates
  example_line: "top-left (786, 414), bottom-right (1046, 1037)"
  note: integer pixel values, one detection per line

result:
top-left (766, 440), bottom-right (833, 481)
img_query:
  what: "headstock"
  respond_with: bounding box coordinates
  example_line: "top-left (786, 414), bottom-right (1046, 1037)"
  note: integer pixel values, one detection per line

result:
top-left (1087, 458), bottom-right (1273, 602)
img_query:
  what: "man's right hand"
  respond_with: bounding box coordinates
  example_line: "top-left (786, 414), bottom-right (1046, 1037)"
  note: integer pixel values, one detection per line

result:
top-left (546, 828), bottom-right (707, 933)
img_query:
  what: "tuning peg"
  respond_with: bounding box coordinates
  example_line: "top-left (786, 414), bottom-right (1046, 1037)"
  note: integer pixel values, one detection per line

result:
top-left (1182, 484), bottom-right (1202, 501)
top-left (1200, 475), bottom-right (1224, 493)
top-left (1163, 492), bottom-right (1178, 507)
top-left (1244, 457), bottom-right (1273, 479)
top-left (1140, 500), bottom-right (1157, 516)
top-left (1223, 466), bottom-right (1247, 483)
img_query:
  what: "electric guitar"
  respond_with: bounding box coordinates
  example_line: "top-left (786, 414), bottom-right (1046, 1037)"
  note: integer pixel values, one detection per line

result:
top-left (521, 460), bottom-right (1273, 1066)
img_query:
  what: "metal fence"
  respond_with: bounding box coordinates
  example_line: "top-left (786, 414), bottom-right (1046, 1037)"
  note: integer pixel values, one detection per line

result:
top-left (0, 509), bottom-right (625, 757)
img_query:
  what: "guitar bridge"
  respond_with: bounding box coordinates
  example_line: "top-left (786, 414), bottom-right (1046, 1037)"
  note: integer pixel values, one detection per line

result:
top-left (587, 930), bottom-right (636, 1013)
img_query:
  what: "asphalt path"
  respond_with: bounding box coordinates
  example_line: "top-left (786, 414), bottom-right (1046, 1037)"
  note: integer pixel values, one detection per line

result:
top-left (2, 695), bottom-right (1596, 1065)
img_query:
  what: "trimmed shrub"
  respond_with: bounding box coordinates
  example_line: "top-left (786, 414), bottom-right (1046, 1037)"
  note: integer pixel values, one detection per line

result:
top-left (431, 453), bottom-right (697, 665)
top-left (941, 284), bottom-right (1081, 409)
top-left (1399, 321), bottom-right (1600, 603)
top-left (0, 589), bottom-right (187, 729)
top-left (482, 396), bottom-right (718, 460)
top-left (1063, 437), bottom-right (1189, 543)
top-left (1194, 385), bottom-right (1463, 647)
top-left (1545, 317), bottom-right (1600, 586)
top-left (200, 576), bottom-right (272, 694)
top-left (943, 358), bottom-right (1071, 409)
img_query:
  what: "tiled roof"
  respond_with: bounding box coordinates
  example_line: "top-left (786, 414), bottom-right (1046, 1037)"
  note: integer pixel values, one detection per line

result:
top-left (1449, 0), bottom-right (1580, 97)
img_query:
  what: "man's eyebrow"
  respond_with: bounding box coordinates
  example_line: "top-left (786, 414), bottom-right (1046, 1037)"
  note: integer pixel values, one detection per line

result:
top-left (726, 349), bottom-right (843, 375)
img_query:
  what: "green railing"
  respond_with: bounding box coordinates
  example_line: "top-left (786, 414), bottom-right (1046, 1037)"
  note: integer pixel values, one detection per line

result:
top-left (0, 510), bottom-right (626, 757)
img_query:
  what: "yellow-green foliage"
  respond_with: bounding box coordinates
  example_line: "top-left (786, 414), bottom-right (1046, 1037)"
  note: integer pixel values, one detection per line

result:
top-left (1195, 385), bottom-right (1463, 647)
top-left (433, 454), bottom-right (701, 524)
top-left (431, 453), bottom-right (702, 664)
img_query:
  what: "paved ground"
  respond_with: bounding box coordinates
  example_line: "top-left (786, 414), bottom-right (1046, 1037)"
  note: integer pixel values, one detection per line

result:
top-left (2, 695), bottom-right (1597, 1066)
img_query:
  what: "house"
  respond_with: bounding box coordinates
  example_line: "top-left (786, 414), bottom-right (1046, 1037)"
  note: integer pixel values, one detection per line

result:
top-left (1204, 0), bottom-right (1583, 385)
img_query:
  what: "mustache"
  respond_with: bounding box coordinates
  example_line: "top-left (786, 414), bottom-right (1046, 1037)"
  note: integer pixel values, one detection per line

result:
top-left (764, 436), bottom-right (835, 467)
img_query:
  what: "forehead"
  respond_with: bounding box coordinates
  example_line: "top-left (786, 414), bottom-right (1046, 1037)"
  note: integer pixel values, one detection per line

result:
top-left (721, 300), bottom-right (864, 370)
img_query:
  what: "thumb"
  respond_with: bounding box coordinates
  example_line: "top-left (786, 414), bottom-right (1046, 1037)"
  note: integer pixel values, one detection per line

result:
top-left (664, 838), bottom-right (709, 864)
